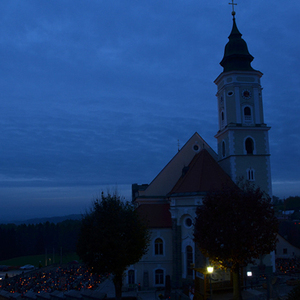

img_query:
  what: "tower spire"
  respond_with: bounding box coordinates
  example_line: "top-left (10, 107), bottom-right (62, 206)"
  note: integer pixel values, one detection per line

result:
top-left (220, 2), bottom-right (255, 73)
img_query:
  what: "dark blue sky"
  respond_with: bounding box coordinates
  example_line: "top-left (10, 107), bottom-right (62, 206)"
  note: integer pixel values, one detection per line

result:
top-left (1, 1), bottom-right (299, 222)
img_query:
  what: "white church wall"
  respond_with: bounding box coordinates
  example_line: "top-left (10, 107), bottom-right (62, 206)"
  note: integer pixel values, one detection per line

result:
top-left (128, 227), bottom-right (173, 289)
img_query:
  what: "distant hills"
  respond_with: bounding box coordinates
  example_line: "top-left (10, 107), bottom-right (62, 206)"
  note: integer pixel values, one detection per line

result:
top-left (9, 214), bottom-right (82, 225)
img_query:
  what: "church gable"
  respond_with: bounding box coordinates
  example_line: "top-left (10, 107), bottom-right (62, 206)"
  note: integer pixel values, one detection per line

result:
top-left (138, 132), bottom-right (217, 198)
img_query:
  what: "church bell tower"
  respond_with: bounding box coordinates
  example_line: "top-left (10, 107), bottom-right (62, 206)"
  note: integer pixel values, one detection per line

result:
top-left (214, 9), bottom-right (272, 195)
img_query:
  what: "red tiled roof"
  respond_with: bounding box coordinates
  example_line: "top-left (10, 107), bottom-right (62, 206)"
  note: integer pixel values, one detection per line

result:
top-left (169, 149), bottom-right (236, 195)
top-left (136, 203), bottom-right (172, 228)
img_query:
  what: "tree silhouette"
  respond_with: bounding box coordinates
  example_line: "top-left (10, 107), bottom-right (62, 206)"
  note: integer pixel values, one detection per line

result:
top-left (287, 284), bottom-right (300, 300)
top-left (193, 183), bottom-right (278, 300)
top-left (77, 192), bottom-right (150, 300)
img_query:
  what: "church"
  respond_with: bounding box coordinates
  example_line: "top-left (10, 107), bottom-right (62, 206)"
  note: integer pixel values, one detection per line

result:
top-left (128, 8), bottom-right (273, 290)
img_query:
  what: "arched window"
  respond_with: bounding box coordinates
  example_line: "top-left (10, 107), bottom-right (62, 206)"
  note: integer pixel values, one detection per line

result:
top-left (243, 106), bottom-right (252, 123)
top-left (245, 138), bottom-right (254, 155)
top-left (155, 269), bottom-right (164, 285)
top-left (128, 270), bottom-right (135, 285)
top-left (222, 141), bottom-right (226, 158)
top-left (155, 238), bottom-right (163, 255)
top-left (244, 106), bottom-right (251, 116)
top-left (186, 246), bottom-right (193, 276)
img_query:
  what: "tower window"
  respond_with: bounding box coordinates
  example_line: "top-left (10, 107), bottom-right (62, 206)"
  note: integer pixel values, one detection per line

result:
top-left (154, 238), bottom-right (163, 255)
top-left (247, 168), bottom-right (255, 181)
top-left (245, 138), bottom-right (254, 155)
top-left (222, 141), bottom-right (226, 158)
top-left (243, 106), bottom-right (253, 123)
top-left (221, 110), bottom-right (225, 128)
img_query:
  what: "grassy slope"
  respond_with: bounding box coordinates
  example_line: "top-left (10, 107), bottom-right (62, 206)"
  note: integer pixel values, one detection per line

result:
top-left (0, 253), bottom-right (80, 268)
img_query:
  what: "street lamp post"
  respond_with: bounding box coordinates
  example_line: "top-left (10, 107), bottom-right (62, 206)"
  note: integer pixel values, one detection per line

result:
top-left (207, 266), bottom-right (214, 300)
top-left (247, 271), bottom-right (253, 290)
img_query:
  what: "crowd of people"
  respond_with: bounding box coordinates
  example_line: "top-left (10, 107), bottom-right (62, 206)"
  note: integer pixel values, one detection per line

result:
top-left (275, 258), bottom-right (300, 275)
top-left (0, 265), bottom-right (107, 295)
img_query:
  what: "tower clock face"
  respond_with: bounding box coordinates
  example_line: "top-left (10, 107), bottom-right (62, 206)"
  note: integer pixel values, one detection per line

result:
top-left (242, 89), bottom-right (251, 99)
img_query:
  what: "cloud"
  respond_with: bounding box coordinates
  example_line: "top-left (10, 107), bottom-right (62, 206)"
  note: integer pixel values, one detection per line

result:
top-left (0, 0), bottom-right (299, 221)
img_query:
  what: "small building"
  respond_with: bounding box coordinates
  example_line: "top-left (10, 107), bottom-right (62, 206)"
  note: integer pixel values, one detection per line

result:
top-left (276, 234), bottom-right (300, 259)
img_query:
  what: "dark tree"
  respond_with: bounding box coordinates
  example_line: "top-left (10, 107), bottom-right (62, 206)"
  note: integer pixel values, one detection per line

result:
top-left (76, 192), bottom-right (150, 300)
top-left (287, 284), bottom-right (300, 300)
top-left (193, 183), bottom-right (278, 300)
top-left (0, 220), bottom-right (80, 261)
top-left (284, 196), bottom-right (300, 210)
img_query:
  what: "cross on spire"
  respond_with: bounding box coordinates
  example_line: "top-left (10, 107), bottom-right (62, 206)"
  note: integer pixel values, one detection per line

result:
top-left (229, 0), bottom-right (237, 17)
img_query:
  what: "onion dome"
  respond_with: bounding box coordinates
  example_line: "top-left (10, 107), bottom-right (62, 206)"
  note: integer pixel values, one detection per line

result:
top-left (220, 15), bottom-right (255, 72)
